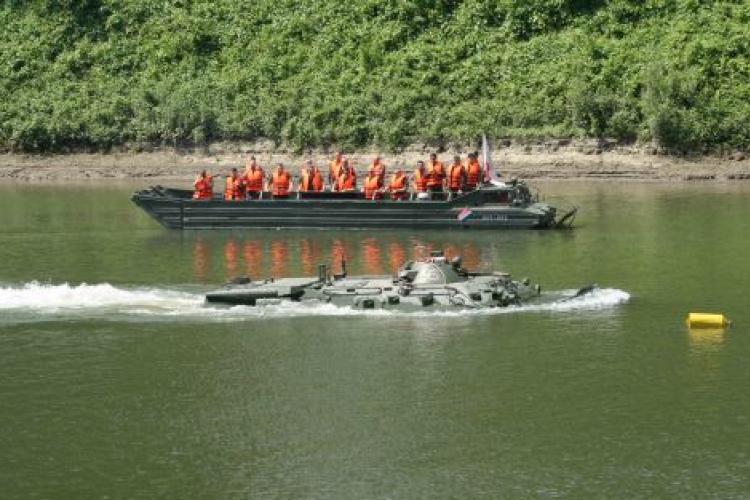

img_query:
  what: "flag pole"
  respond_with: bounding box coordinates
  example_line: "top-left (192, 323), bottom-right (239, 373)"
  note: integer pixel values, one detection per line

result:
top-left (482, 134), bottom-right (502, 184)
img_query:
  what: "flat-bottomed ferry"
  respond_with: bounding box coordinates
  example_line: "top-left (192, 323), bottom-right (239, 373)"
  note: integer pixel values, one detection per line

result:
top-left (131, 181), bottom-right (576, 230)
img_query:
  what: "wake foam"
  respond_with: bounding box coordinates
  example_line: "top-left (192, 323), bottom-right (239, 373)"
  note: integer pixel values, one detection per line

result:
top-left (0, 282), bottom-right (629, 323)
top-left (0, 281), bottom-right (200, 310)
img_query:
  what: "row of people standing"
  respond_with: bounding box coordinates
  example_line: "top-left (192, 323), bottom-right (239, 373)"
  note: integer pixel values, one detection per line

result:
top-left (192, 152), bottom-right (487, 201)
top-left (192, 157), bottom-right (299, 200)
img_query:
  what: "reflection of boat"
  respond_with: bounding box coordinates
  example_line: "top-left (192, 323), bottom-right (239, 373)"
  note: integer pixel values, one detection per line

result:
top-left (132, 181), bottom-right (576, 230)
top-left (206, 250), bottom-right (591, 310)
top-left (197, 236), bottom-right (489, 281)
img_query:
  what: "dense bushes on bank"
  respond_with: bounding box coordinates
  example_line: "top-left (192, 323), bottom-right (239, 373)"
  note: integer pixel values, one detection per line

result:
top-left (2, 0), bottom-right (750, 153)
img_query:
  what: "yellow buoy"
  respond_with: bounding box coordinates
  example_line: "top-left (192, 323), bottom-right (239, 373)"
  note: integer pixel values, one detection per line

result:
top-left (686, 312), bottom-right (731, 328)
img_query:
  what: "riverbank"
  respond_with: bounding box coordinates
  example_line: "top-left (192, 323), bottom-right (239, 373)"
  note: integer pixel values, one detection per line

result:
top-left (2, 141), bottom-right (750, 182)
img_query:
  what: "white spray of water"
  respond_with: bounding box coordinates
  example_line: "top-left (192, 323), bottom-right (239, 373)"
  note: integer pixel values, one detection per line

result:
top-left (0, 282), bottom-right (199, 310)
top-left (0, 282), bottom-right (630, 323)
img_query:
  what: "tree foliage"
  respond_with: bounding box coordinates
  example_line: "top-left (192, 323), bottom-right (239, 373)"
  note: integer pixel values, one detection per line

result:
top-left (2, 0), bottom-right (750, 153)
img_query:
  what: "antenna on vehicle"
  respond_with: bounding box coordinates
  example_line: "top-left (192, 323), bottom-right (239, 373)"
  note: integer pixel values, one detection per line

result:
top-left (333, 256), bottom-right (347, 280)
top-left (318, 264), bottom-right (327, 282)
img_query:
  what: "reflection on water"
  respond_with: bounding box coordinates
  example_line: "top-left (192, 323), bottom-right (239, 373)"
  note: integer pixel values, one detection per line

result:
top-left (388, 241), bottom-right (406, 273)
top-left (192, 239), bottom-right (210, 282)
top-left (5, 183), bottom-right (750, 500)
top-left (224, 239), bottom-right (239, 278)
top-left (270, 240), bottom-right (288, 277)
top-left (299, 238), bottom-right (323, 276)
top-left (332, 238), bottom-right (350, 267)
top-left (688, 327), bottom-right (726, 355)
top-left (243, 240), bottom-right (263, 278)
top-left (191, 234), bottom-right (491, 282)
top-left (362, 238), bottom-right (381, 275)
top-left (687, 327), bottom-right (727, 392)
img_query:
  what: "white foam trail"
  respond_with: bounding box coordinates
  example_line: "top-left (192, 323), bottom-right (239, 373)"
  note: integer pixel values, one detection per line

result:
top-left (0, 281), bottom-right (200, 313)
top-left (526, 287), bottom-right (631, 313)
top-left (0, 282), bottom-right (629, 323)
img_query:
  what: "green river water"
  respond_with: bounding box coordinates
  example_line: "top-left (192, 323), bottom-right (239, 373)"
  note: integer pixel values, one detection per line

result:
top-left (1, 181), bottom-right (749, 499)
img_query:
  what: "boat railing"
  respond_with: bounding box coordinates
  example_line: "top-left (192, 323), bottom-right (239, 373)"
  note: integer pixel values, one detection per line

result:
top-left (142, 184), bottom-right (517, 205)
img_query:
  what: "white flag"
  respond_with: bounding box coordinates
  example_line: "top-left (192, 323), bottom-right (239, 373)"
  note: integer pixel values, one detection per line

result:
top-left (482, 134), bottom-right (500, 182)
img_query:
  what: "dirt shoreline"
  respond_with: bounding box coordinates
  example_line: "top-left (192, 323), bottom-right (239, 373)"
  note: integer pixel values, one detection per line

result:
top-left (2, 142), bottom-right (750, 183)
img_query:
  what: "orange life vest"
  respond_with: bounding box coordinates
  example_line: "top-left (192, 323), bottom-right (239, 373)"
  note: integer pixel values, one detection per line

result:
top-left (426, 161), bottom-right (445, 188)
top-left (447, 163), bottom-right (465, 191)
top-left (244, 168), bottom-right (265, 193)
top-left (389, 173), bottom-right (407, 191)
top-left (311, 170), bottom-right (323, 191)
top-left (271, 171), bottom-right (291, 196)
top-left (193, 174), bottom-right (213, 199)
top-left (364, 174), bottom-right (382, 199)
top-left (413, 168), bottom-right (428, 192)
top-left (389, 173), bottom-right (408, 200)
top-left (330, 160), bottom-right (343, 184)
top-left (336, 172), bottom-right (355, 192)
top-left (465, 159), bottom-right (482, 190)
top-left (300, 168), bottom-right (323, 192)
top-left (224, 176), bottom-right (242, 200)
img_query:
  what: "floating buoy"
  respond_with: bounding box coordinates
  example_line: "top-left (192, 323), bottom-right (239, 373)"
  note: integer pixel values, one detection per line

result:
top-left (686, 312), bottom-right (731, 328)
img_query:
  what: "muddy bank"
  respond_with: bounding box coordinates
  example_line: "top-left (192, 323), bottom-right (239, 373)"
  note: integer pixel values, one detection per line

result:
top-left (2, 141), bottom-right (750, 183)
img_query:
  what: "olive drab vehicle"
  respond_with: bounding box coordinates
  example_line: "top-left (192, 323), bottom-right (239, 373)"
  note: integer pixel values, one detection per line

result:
top-left (205, 251), bottom-right (594, 310)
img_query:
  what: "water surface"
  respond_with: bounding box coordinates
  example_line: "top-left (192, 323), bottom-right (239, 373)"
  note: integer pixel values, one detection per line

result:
top-left (1, 181), bottom-right (749, 499)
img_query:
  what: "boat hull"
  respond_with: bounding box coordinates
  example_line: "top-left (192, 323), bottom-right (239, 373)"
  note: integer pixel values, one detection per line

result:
top-left (132, 187), bottom-right (560, 230)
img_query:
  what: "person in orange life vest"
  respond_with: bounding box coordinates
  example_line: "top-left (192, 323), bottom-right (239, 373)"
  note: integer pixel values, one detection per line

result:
top-left (412, 160), bottom-right (428, 193)
top-left (464, 151), bottom-right (483, 191)
top-left (224, 168), bottom-right (244, 201)
top-left (298, 160), bottom-right (311, 192)
top-left (243, 156), bottom-right (265, 198)
top-left (345, 159), bottom-right (358, 187)
top-left (363, 169), bottom-right (384, 200)
top-left (388, 168), bottom-right (409, 200)
top-left (235, 166), bottom-right (248, 199)
top-left (192, 169), bottom-right (214, 200)
top-left (369, 156), bottom-right (386, 183)
top-left (329, 152), bottom-right (344, 188)
top-left (336, 164), bottom-right (356, 192)
top-left (426, 152), bottom-right (446, 192)
top-left (266, 164), bottom-right (291, 197)
top-left (299, 159), bottom-right (324, 192)
top-left (446, 155), bottom-right (466, 193)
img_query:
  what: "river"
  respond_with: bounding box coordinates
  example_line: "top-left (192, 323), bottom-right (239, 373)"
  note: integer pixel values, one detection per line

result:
top-left (1, 181), bottom-right (749, 499)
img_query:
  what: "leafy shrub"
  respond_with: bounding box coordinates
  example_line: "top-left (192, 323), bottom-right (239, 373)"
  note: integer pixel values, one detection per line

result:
top-left (1, 0), bottom-right (750, 153)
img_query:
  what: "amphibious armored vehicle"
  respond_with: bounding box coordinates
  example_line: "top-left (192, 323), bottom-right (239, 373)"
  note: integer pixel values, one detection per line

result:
top-left (206, 251), bottom-right (547, 309)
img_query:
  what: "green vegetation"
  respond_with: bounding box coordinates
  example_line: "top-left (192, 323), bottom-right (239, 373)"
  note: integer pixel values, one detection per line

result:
top-left (2, 0), bottom-right (750, 153)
